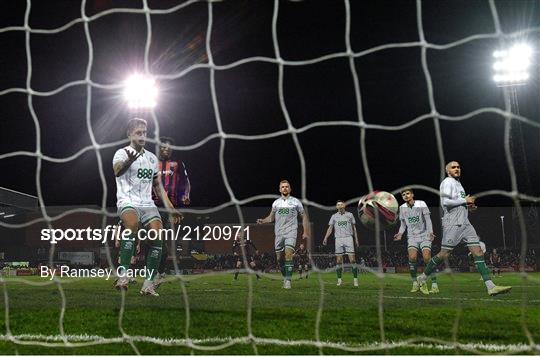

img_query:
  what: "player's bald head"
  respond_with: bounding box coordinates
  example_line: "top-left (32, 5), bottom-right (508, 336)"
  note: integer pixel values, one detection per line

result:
top-left (446, 161), bottom-right (459, 172)
top-left (445, 161), bottom-right (461, 178)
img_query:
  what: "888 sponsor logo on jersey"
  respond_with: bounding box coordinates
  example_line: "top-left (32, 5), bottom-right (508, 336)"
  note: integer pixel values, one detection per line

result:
top-left (337, 221), bottom-right (348, 227)
top-left (137, 168), bottom-right (153, 182)
top-left (407, 216), bottom-right (420, 224)
top-left (277, 208), bottom-right (290, 215)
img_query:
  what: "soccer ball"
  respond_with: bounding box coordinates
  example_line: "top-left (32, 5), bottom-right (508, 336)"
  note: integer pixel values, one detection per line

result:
top-left (357, 191), bottom-right (399, 230)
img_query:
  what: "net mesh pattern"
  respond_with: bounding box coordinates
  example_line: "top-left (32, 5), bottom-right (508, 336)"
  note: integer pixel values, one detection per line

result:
top-left (0, 0), bottom-right (539, 354)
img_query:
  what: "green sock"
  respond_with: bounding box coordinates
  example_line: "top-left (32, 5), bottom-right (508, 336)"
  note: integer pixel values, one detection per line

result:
top-left (336, 266), bottom-right (343, 279)
top-left (119, 234), bottom-right (136, 272)
top-left (424, 255), bottom-right (443, 276)
top-left (474, 255), bottom-right (491, 282)
top-left (408, 260), bottom-right (417, 281)
top-left (280, 264), bottom-right (285, 277)
top-left (431, 274), bottom-right (437, 283)
top-left (352, 264), bottom-right (358, 278)
top-left (145, 244), bottom-right (162, 281)
top-left (284, 261), bottom-right (293, 280)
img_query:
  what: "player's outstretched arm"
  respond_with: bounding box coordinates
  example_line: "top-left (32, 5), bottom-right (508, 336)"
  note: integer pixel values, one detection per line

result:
top-left (257, 210), bottom-right (274, 224)
top-left (322, 225), bottom-right (333, 245)
top-left (393, 208), bottom-right (406, 241)
top-left (393, 218), bottom-right (406, 241)
top-left (113, 148), bottom-right (141, 177)
top-left (301, 212), bottom-right (310, 240)
top-left (153, 176), bottom-right (183, 224)
top-left (182, 176), bottom-right (191, 205)
top-left (353, 224), bottom-right (359, 247)
top-left (180, 163), bottom-right (191, 205)
top-left (423, 206), bottom-right (435, 241)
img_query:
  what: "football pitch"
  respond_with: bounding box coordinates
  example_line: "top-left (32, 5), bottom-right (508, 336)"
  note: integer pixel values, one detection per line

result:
top-left (0, 272), bottom-right (538, 355)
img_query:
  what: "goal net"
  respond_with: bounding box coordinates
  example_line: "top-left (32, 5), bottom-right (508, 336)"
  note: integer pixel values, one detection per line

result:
top-left (0, 0), bottom-right (539, 354)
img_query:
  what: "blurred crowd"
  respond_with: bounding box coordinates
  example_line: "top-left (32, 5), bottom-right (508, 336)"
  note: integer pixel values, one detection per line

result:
top-left (197, 246), bottom-right (537, 272)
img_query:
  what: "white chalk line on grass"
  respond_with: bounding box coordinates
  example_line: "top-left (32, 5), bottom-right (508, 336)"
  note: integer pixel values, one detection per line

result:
top-left (198, 288), bottom-right (540, 304)
top-left (0, 333), bottom-right (538, 353)
top-left (382, 294), bottom-right (540, 303)
top-left (195, 287), bottom-right (540, 303)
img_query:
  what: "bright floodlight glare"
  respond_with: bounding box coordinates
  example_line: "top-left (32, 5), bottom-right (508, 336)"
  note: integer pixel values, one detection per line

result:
top-left (492, 43), bottom-right (533, 87)
top-left (123, 74), bottom-right (158, 109)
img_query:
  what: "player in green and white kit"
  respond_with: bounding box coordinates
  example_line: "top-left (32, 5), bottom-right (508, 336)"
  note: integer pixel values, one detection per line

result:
top-left (257, 180), bottom-right (310, 289)
top-left (417, 161), bottom-right (511, 296)
top-left (113, 118), bottom-right (181, 296)
top-left (394, 189), bottom-right (439, 293)
top-left (323, 200), bottom-right (360, 287)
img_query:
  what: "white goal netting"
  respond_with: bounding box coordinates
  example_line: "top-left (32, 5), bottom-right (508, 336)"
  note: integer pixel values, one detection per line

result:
top-left (0, 0), bottom-right (539, 354)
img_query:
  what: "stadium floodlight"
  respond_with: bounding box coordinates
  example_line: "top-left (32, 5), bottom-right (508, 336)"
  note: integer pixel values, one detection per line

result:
top-left (500, 216), bottom-right (506, 250)
top-left (123, 74), bottom-right (158, 109)
top-left (492, 43), bottom-right (533, 87)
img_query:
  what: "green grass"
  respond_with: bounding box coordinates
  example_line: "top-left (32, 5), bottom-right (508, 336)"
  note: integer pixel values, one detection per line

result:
top-left (0, 272), bottom-right (538, 354)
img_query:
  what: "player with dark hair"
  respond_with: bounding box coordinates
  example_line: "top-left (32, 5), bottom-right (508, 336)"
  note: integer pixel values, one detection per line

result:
top-left (152, 136), bottom-right (191, 286)
top-left (153, 136), bottom-right (191, 208)
top-left (295, 243), bottom-right (310, 279)
top-left (323, 200), bottom-right (359, 286)
top-left (394, 189), bottom-right (438, 293)
top-left (232, 237), bottom-right (260, 280)
top-left (417, 161), bottom-right (511, 296)
top-left (113, 118), bottom-right (181, 296)
top-left (257, 180), bottom-right (310, 289)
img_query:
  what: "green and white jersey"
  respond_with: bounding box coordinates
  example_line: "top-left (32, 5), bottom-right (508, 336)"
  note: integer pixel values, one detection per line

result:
top-left (440, 177), bottom-right (469, 226)
top-left (328, 211), bottom-right (356, 238)
top-left (113, 146), bottom-right (159, 208)
top-left (397, 200), bottom-right (432, 239)
top-left (272, 196), bottom-right (304, 238)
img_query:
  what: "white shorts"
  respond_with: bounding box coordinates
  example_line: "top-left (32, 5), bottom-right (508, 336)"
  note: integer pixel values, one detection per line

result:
top-left (407, 237), bottom-right (432, 252)
top-left (335, 236), bottom-right (355, 255)
top-left (442, 224), bottom-right (480, 250)
top-left (275, 236), bottom-right (296, 252)
top-left (118, 205), bottom-right (162, 227)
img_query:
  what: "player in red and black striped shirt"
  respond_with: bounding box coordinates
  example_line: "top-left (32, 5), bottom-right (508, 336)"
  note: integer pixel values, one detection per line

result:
top-left (151, 137), bottom-right (190, 285)
top-left (153, 137), bottom-right (191, 209)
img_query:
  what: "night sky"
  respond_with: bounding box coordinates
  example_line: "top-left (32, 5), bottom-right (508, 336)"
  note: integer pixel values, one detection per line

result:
top-left (1, 0), bottom-right (539, 213)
